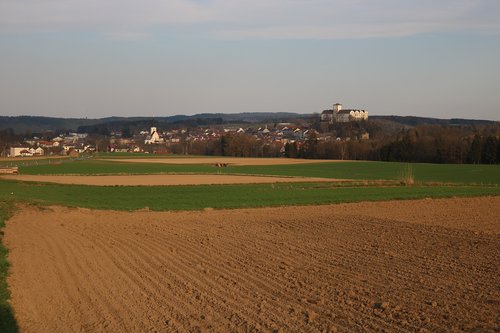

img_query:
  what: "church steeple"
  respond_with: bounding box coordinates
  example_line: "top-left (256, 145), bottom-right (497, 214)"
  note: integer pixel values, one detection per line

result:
top-left (333, 103), bottom-right (342, 113)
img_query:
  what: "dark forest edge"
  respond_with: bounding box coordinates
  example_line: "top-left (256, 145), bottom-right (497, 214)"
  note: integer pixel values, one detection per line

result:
top-left (194, 130), bottom-right (500, 164)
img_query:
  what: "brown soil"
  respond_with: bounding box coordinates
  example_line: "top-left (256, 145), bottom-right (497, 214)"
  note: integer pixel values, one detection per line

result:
top-left (101, 157), bottom-right (343, 165)
top-left (5, 197), bottom-right (500, 332)
top-left (1, 174), bottom-right (339, 186)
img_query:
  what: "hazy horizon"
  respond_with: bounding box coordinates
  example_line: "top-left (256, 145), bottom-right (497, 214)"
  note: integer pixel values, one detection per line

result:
top-left (1, 1), bottom-right (499, 121)
top-left (1, 111), bottom-right (499, 122)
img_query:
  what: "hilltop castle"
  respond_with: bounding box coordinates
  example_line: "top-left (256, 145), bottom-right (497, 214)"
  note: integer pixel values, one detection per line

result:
top-left (321, 103), bottom-right (368, 123)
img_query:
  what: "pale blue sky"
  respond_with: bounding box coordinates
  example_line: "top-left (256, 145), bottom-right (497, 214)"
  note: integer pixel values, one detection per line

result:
top-left (0, 0), bottom-right (499, 120)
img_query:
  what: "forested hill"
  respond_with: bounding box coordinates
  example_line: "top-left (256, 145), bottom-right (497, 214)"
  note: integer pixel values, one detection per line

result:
top-left (370, 116), bottom-right (496, 127)
top-left (0, 114), bottom-right (496, 133)
top-left (0, 113), bottom-right (303, 133)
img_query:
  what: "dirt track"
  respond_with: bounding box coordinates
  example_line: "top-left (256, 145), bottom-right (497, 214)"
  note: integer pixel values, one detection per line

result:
top-left (1, 174), bottom-right (339, 186)
top-left (5, 197), bottom-right (500, 332)
top-left (102, 157), bottom-right (339, 165)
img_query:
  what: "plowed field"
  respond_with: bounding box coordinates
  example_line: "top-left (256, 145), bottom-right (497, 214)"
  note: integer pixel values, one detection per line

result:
top-left (5, 197), bottom-right (500, 332)
top-left (1, 174), bottom-right (339, 186)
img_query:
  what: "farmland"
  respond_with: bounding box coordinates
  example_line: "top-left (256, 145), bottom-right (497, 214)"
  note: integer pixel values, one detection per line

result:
top-left (0, 155), bottom-right (499, 332)
top-left (4, 198), bottom-right (500, 332)
top-left (14, 158), bottom-right (500, 184)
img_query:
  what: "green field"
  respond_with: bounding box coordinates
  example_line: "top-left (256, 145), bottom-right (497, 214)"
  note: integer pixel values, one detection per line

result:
top-left (19, 159), bottom-right (215, 175)
top-left (0, 179), bottom-right (498, 211)
top-left (19, 159), bottom-right (500, 185)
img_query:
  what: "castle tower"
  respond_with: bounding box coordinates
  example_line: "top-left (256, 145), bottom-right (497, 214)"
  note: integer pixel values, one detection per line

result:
top-left (333, 103), bottom-right (342, 113)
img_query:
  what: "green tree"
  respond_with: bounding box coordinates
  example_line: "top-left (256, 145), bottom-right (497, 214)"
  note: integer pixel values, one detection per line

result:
top-left (121, 127), bottom-right (132, 138)
top-left (220, 135), bottom-right (228, 156)
top-left (283, 141), bottom-right (299, 158)
top-left (467, 135), bottom-right (482, 164)
top-left (482, 136), bottom-right (497, 164)
top-left (301, 132), bottom-right (319, 159)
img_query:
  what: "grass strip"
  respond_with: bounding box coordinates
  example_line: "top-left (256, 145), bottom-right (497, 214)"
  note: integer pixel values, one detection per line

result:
top-left (0, 200), bottom-right (18, 333)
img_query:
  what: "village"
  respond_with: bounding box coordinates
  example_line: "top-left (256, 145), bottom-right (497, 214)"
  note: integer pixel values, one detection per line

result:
top-left (4, 103), bottom-right (371, 157)
top-left (4, 125), bottom-right (328, 157)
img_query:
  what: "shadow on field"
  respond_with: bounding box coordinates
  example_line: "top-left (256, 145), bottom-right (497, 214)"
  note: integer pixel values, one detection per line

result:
top-left (0, 303), bottom-right (18, 333)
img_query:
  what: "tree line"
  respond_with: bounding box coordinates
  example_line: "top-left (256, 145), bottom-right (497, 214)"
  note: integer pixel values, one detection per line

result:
top-left (168, 124), bottom-right (499, 164)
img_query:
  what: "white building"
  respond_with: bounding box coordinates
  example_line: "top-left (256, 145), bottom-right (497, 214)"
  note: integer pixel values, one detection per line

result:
top-left (34, 147), bottom-right (45, 155)
top-left (9, 147), bottom-right (31, 157)
top-left (321, 103), bottom-right (368, 123)
top-left (145, 127), bottom-right (163, 144)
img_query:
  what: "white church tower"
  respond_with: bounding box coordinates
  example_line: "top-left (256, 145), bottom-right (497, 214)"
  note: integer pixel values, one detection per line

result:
top-left (333, 103), bottom-right (342, 113)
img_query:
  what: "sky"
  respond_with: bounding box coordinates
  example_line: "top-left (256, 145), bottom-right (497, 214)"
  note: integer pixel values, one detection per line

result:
top-left (0, 0), bottom-right (499, 120)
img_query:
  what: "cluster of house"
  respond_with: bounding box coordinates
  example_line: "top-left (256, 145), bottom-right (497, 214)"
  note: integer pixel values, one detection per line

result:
top-left (9, 147), bottom-right (45, 157)
top-left (8, 133), bottom-right (95, 157)
top-left (108, 124), bottom-right (318, 153)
